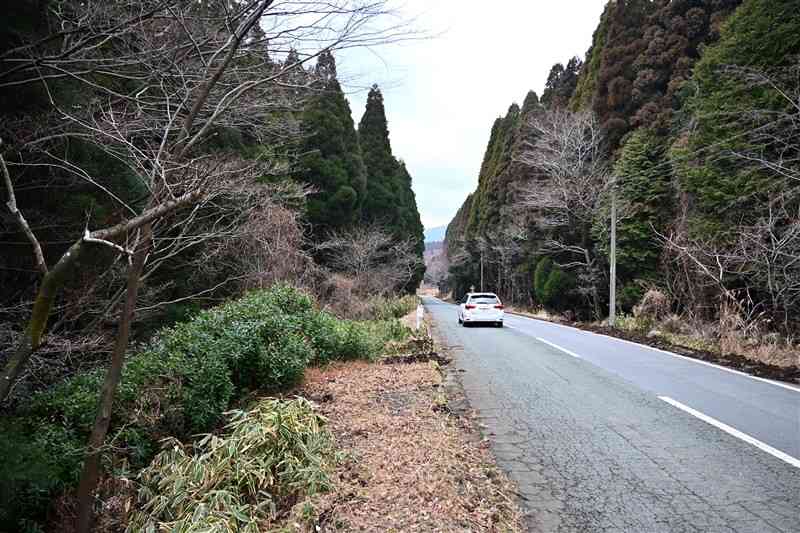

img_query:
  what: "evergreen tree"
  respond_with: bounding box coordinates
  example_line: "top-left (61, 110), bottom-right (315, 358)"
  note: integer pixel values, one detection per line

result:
top-left (299, 51), bottom-right (366, 238)
top-left (571, 2), bottom-right (612, 111)
top-left (630, 0), bottom-right (742, 132)
top-left (395, 160), bottom-right (426, 288)
top-left (359, 85), bottom-right (401, 226)
top-left (468, 104), bottom-right (521, 236)
top-left (682, 0), bottom-right (800, 234)
top-left (597, 129), bottom-right (672, 280)
top-left (521, 90), bottom-right (541, 115)
top-left (358, 85), bottom-right (425, 289)
top-left (541, 57), bottom-right (582, 109)
top-left (591, 0), bottom-right (652, 150)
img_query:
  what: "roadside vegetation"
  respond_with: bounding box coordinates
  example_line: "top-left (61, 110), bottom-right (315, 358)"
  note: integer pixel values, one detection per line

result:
top-left (0, 1), bottom-right (435, 530)
top-left (128, 398), bottom-right (332, 532)
top-left (0, 286), bottom-right (413, 528)
top-left (614, 290), bottom-right (799, 371)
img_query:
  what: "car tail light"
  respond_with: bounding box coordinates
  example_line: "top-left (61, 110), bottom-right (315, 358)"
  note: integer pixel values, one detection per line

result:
top-left (495, 304), bottom-right (504, 309)
top-left (465, 304), bottom-right (476, 310)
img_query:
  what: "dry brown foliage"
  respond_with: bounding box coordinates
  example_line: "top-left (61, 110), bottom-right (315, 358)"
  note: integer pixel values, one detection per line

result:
top-left (299, 361), bottom-right (523, 532)
top-left (633, 289), bottom-right (671, 322)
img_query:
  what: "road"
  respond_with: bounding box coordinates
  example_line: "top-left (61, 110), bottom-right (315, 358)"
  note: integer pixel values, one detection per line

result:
top-left (423, 297), bottom-right (800, 533)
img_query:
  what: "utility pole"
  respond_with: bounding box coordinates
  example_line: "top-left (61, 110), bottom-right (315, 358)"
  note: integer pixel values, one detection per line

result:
top-left (609, 178), bottom-right (617, 327)
top-left (480, 248), bottom-right (484, 292)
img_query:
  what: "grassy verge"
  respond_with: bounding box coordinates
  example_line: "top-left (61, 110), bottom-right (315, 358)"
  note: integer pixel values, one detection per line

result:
top-left (0, 285), bottom-right (411, 531)
top-left (122, 303), bottom-right (518, 532)
top-left (128, 398), bottom-right (332, 532)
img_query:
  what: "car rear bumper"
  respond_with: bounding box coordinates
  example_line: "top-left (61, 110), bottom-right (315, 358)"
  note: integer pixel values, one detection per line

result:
top-left (463, 313), bottom-right (504, 323)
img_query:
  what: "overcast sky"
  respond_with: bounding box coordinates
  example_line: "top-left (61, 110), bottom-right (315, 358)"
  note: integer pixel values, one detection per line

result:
top-left (336, 1), bottom-right (608, 230)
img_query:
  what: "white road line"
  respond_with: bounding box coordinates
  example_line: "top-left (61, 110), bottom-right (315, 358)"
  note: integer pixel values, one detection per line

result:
top-left (536, 337), bottom-right (582, 359)
top-left (599, 334), bottom-right (800, 393)
top-left (659, 396), bottom-right (800, 469)
top-left (505, 313), bottom-right (800, 394)
top-left (506, 312), bottom-right (584, 333)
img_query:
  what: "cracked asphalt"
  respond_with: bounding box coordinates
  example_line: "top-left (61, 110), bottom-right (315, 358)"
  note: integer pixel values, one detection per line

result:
top-left (424, 297), bottom-right (800, 533)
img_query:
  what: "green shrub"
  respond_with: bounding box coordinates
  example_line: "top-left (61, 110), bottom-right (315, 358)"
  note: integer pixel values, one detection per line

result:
top-left (336, 321), bottom-right (384, 361)
top-left (356, 319), bottom-right (411, 356)
top-left (534, 258), bottom-right (575, 310)
top-left (304, 311), bottom-right (399, 363)
top-left (1, 284), bottom-right (400, 528)
top-left (618, 283), bottom-right (645, 313)
top-left (367, 294), bottom-right (419, 320)
top-left (541, 268), bottom-right (575, 309)
top-left (534, 258), bottom-right (554, 304)
top-left (304, 310), bottom-right (347, 364)
top-left (0, 419), bottom-right (84, 529)
top-left (29, 341), bottom-right (238, 452)
top-left (127, 398), bottom-right (333, 532)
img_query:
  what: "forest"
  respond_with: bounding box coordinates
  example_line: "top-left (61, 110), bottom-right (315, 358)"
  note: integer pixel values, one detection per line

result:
top-left (0, 1), bottom-right (425, 530)
top-left (443, 0), bottom-right (800, 364)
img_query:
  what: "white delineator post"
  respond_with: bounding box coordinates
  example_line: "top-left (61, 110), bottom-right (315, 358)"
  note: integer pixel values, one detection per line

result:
top-left (416, 304), bottom-right (424, 330)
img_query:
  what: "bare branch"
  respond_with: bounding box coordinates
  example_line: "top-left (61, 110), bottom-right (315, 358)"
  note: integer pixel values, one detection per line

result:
top-left (1, 148), bottom-right (47, 274)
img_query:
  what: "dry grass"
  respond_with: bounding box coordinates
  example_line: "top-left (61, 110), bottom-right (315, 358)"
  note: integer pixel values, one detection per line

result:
top-left (613, 311), bottom-right (799, 369)
top-left (298, 361), bottom-right (523, 532)
top-left (506, 306), bottom-right (565, 323)
top-left (510, 304), bottom-right (798, 371)
top-left (718, 334), bottom-right (799, 368)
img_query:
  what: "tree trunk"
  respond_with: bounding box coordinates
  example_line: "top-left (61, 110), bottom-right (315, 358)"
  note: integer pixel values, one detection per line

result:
top-left (75, 224), bottom-right (152, 533)
top-left (0, 239), bottom-right (85, 403)
top-left (0, 189), bottom-right (203, 404)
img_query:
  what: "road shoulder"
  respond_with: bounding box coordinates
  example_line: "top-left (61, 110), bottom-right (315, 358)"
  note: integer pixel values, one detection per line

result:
top-left (299, 355), bottom-right (523, 531)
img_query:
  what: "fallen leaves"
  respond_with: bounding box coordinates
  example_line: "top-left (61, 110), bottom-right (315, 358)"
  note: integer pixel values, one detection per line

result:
top-left (299, 361), bottom-right (523, 532)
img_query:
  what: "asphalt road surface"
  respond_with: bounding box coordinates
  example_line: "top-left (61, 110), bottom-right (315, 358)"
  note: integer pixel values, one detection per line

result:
top-left (423, 297), bottom-right (800, 533)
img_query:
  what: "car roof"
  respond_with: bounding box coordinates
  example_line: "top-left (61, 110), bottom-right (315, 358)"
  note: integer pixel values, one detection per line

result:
top-left (468, 292), bottom-right (499, 298)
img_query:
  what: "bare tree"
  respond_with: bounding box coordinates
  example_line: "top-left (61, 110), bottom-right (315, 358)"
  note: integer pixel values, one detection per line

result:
top-left (720, 62), bottom-right (800, 185)
top-left (659, 193), bottom-right (800, 336)
top-left (487, 224), bottom-right (527, 303)
top-left (516, 109), bottom-right (610, 317)
top-left (317, 224), bottom-right (423, 296)
top-left (658, 60), bottom-right (800, 338)
top-left (734, 196), bottom-right (800, 333)
top-left (198, 182), bottom-right (319, 293)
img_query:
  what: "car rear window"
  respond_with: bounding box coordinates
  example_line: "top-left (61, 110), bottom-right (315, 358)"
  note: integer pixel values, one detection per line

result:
top-left (470, 295), bottom-right (499, 304)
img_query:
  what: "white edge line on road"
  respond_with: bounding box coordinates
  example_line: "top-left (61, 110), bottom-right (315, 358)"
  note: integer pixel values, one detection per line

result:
top-left (503, 311), bottom-right (800, 394)
top-left (536, 337), bottom-right (581, 359)
top-left (659, 396), bottom-right (800, 469)
top-left (599, 332), bottom-right (800, 393)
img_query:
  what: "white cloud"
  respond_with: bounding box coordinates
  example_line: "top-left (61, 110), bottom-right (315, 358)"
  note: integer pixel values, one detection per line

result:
top-left (337, 0), bottom-right (607, 230)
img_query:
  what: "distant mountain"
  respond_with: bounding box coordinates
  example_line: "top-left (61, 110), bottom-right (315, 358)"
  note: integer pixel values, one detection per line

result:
top-left (424, 225), bottom-right (447, 243)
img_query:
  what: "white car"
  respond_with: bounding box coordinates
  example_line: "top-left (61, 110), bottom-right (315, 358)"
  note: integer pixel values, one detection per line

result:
top-left (457, 292), bottom-right (504, 327)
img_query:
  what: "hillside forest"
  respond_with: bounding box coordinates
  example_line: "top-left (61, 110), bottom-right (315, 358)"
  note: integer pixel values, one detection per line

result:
top-left (443, 0), bottom-right (800, 359)
top-left (0, 1), bottom-right (425, 529)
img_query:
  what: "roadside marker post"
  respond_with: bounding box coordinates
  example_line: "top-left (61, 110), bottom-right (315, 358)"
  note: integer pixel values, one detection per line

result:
top-left (416, 304), bottom-right (424, 330)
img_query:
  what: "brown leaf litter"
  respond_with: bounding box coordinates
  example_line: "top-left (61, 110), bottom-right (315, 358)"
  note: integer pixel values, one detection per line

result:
top-left (300, 360), bottom-right (523, 532)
